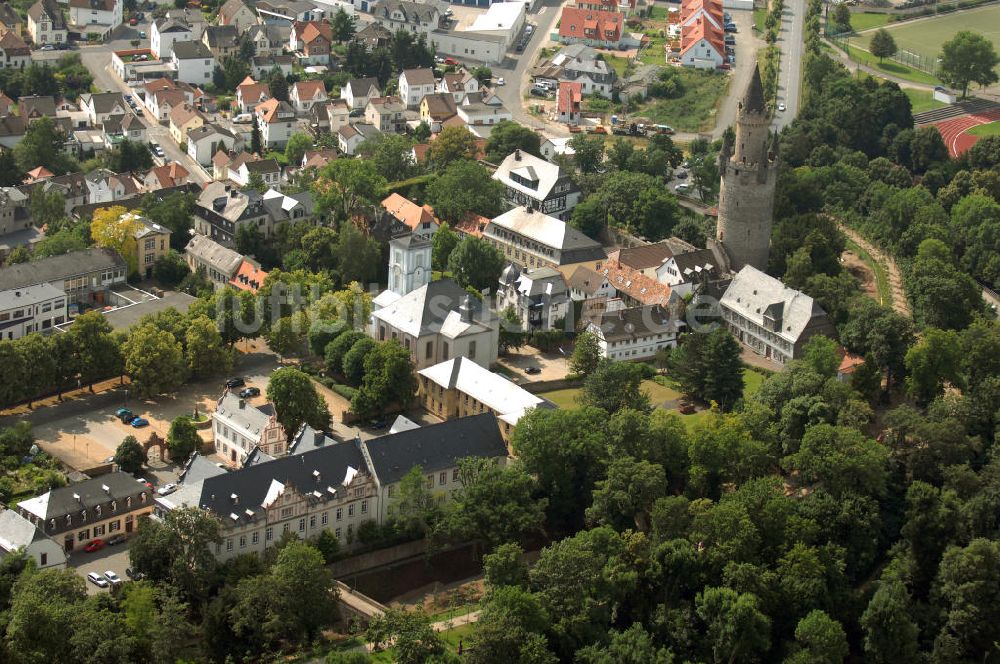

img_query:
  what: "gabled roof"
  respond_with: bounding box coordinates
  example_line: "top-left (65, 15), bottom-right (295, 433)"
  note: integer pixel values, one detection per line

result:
top-left (376, 0), bottom-right (439, 24)
top-left (0, 3), bottom-right (20, 26)
top-left (237, 79), bottom-right (271, 105)
top-left (381, 193), bottom-right (436, 231)
top-left (489, 206), bottom-right (605, 258)
top-left (610, 239), bottom-right (693, 271)
top-left (557, 81), bottom-right (582, 114)
top-left (172, 39), bottom-right (213, 60)
top-left (81, 92), bottom-right (125, 115)
top-left (558, 7), bottom-right (622, 41)
top-left (219, 0), bottom-right (253, 22)
top-left (566, 265), bottom-right (607, 294)
top-left (669, 248), bottom-right (718, 279)
top-left (601, 259), bottom-right (675, 306)
top-left (147, 162), bottom-right (190, 188)
top-left (169, 102), bottom-right (202, 127)
top-left (0, 31), bottom-right (29, 55)
top-left (344, 77), bottom-right (380, 97)
top-left (680, 16), bottom-right (724, 57)
top-left (372, 278), bottom-right (489, 339)
top-left (153, 17), bottom-right (194, 33)
top-left (230, 258), bottom-right (267, 292)
top-left (492, 150), bottom-right (574, 201)
top-left (0, 247), bottom-right (125, 291)
top-left (401, 67), bottom-right (435, 87)
top-left (362, 413), bottom-right (507, 485)
top-left (18, 95), bottom-right (56, 119)
top-left (18, 472), bottom-right (146, 522)
top-left (592, 304), bottom-right (681, 342)
top-left (255, 97), bottom-right (294, 123)
top-left (0, 509), bottom-right (47, 553)
top-left (419, 357), bottom-right (550, 427)
top-left (301, 148), bottom-right (337, 169)
top-left (719, 265), bottom-right (829, 343)
top-left (187, 122), bottom-right (236, 144)
top-left (28, 0), bottom-right (66, 28)
top-left (243, 158), bottom-right (280, 173)
top-left (420, 92), bottom-right (457, 118)
top-left (69, 0), bottom-right (115, 10)
top-left (203, 24), bottom-right (240, 49)
top-left (296, 20), bottom-right (331, 44)
top-left (292, 79), bottom-right (327, 102)
top-left (185, 233), bottom-right (243, 277)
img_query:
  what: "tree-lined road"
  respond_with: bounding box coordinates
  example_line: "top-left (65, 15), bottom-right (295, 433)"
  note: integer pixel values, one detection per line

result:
top-left (773, 0), bottom-right (806, 130)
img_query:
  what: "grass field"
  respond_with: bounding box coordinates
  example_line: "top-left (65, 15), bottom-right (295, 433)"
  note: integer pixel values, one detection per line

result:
top-left (969, 120), bottom-right (1000, 136)
top-left (838, 40), bottom-right (941, 85)
top-left (846, 12), bottom-right (891, 33)
top-left (854, 5), bottom-right (1000, 75)
top-left (904, 87), bottom-right (948, 113)
top-left (634, 68), bottom-right (730, 132)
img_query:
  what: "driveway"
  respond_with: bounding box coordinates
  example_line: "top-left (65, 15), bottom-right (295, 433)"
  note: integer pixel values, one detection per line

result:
top-left (496, 346), bottom-right (570, 382)
top-left (70, 543), bottom-right (131, 596)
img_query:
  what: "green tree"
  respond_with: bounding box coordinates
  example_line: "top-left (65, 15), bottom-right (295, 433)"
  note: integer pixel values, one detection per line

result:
top-left (585, 455), bottom-right (666, 532)
top-left (576, 623), bottom-right (673, 664)
top-left (938, 31), bottom-right (1000, 98)
top-left (393, 466), bottom-right (440, 537)
top-left (695, 587), bottom-right (771, 664)
top-left (17, 333), bottom-right (56, 408)
top-left (431, 221), bottom-right (460, 271)
top-left (570, 196), bottom-right (606, 238)
top-left (569, 331), bottom-right (601, 377)
top-left (357, 133), bottom-right (416, 182)
top-left (426, 125), bottom-right (480, 170)
top-left (784, 424), bottom-right (889, 498)
top-left (69, 311), bottom-right (122, 390)
top-left (352, 339), bottom-right (418, 419)
top-left (447, 234), bottom-right (505, 291)
top-left (314, 158), bottom-right (387, 220)
top-left (469, 586), bottom-right (556, 664)
top-left (152, 250), bottom-right (191, 288)
top-left (485, 120), bottom-right (542, 163)
top-left (580, 360), bottom-right (651, 414)
top-left (285, 132), bottom-right (314, 167)
top-left (427, 159), bottom-right (505, 224)
top-left (336, 221), bottom-right (381, 285)
top-left (932, 538), bottom-right (1000, 662)
top-left (5, 568), bottom-right (86, 664)
top-left (830, 3), bottom-right (851, 32)
top-left (122, 324), bottom-right (187, 398)
top-left (342, 336), bottom-right (375, 385)
top-left (166, 416), bottom-right (201, 462)
top-left (331, 7), bottom-right (355, 42)
top-left (569, 134), bottom-right (605, 173)
top-left (590, 170), bottom-right (682, 240)
top-left (266, 367), bottom-right (331, 438)
top-left (366, 609), bottom-right (444, 664)
top-left (114, 435), bottom-right (144, 473)
top-left (786, 610), bottom-right (848, 664)
top-left (28, 187), bottom-right (68, 231)
top-left (268, 541), bottom-right (340, 641)
top-left (325, 330), bottom-right (367, 374)
top-left (13, 116), bottom-right (76, 174)
top-left (904, 328), bottom-right (962, 405)
top-left (483, 542), bottom-right (528, 589)
top-left (860, 580), bottom-right (919, 664)
top-left (185, 314), bottom-right (232, 379)
top-left (802, 335), bottom-right (839, 378)
top-left (250, 115), bottom-right (262, 155)
top-left (127, 507), bottom-right (221, 604)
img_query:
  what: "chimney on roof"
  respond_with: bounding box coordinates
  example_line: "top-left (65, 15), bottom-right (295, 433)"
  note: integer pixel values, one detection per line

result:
top-left (231, 493), bottom-right (239, 504)
top-left (459, 294), bottom-right (473, 323)
top-left (514, 148), bottom-right (521, 161)
top-left (73, 493), bottom-right (81, 503)
top-left (102, 484), bottom-right (110, 494)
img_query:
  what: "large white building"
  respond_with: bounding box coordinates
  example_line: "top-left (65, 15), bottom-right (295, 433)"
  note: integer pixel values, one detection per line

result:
top-left (483, 206), bottom-right (606, 275)
top-left (0, 282), bottom-right (66, 340)
top-left (496, 263), bottom-right (570, 333)
top-left (464, 1), bottom-right (525, 47)
top-left (212, 391), bottom-right (288, 468)
top-left (151, 17), bottom-right (196, 59)
top-left (370, 278), bottom-right (499, 370)
top-left (398, 68), bottom-right (436, 109)
top-left (491, 150), bottom-right (581, 221)
top-left (171, 40), bottom-right (216, 84)
top-left (586, 304), bottom-right (682, 361)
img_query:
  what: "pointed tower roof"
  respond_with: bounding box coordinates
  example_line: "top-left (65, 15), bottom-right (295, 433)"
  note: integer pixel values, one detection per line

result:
top-left (742, 65), bottom-right (766, 115)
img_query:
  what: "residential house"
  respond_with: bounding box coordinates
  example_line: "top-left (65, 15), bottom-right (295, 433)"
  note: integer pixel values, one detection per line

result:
top-left (491, 149), bottom-right (581, 220)
top-left (247, 23), bottom-right (289, 56)
top-left (0, 282), bottom-right (66, 339)
top-left (576, 0), bottom-right (637, 16)
top-left (18, 94), bottom-right (56, 122)
top-left (299, 148), bottom-right (337, 171)
top-left (0, 32), bottom-right (29, 69)
top-left (236, 77), bottom-right (271, 114)
top-left (655, 247), bottom-right (720, 296)
top-left (336, 122), bottom-right (379, 156)
top-left (0, 114), bottom-right (25, 148)
top-left (79, 92), bottom-right (127, 126)
top-left (557, 81), bottom-right (581, 124)
top-left (260, 187), bottom-right (315, 231)
top-left (251, 54), bottom-right (295, 78)
top-left (484, 205), bottom-right (607, 276)
top-left (418, 357), bottom-right (550, 443)
top-left (566, 264), bottom-right (614, 302)
top-left (373, 0), bottom-right (439, 38)
top-left (193, 181), bottom-right (270, 246)
top-left (370, 278), bottom-right (499, 370)
top-left (0, 3), bottom-right (23, 37)
top-left (67, 0), bottom-right (122, 34)
top-left (0, 248), bottom-right (126, 306)
top-left (608, 238), bottom-right (697, 278)
top-left (679, 16), bottom-right (724, 69)
top-left (680, 0), bottom-right (724, 30)
top-left (17, 472), bottom-right (154, 553)
top-left (364, 95), bottom-right (406, 133)
top-left (218, 0), bottom-right (258, 31)
top-left (84, 168), bottom-right (139, 204)
top-left (380, 193), bottom-right (438, 239)
top-left (0, 187), bottom-right (37, 259)
top-left (253, 97), bottom-right (296, 148)
top-left (168, 102), bottom-right (204, 145)
top-left (184, 232), bottom-right (243, 288)
top-left (436, 69), bottom-right (479, 103)
top-left (308, 99), bottom-right (349, 135)
top-left (231, 158), bottom-right (281, 189)
top-left (100, 111), bottom-right (145, 148)
top-left (289, 79), bottom-right (327, 113)
top-left (557, 7), bottom-right (628, 49)
top-left (533, 44), bottom-right (616, 96)
top-left (340, 77), bottom-right (380, 110)
top-left (187, 122), bottom-right (239, 165)
top-left (456, 92), bottom-right (510, 129)
top-left (151, 17), bottom-right (195, 59)
top-left (171, 40), bottom-right (216, 84)
top-left (0, 91), bottom-right (13, 116)
top-left (143, 162), bottom-right (190, 191)
top-left (202, 24), bottom-right (240, 59)
top-left (289, 20), bottom-right (331, 64)
top-left (255, 0), bottom-right (326, 25)
top-left (399, 68), bottom-right (435, 109)
top-left (419, 92), bottom-right (457, 125)
top-left (719, 265), bottom-right (836, 365)
top-left (353, 21), bottom-right (391, 51)
top-left (212, 391), bottom-right (288, 468)
top-left (586, 304), bottom-right (682, 360)
top-left (496, 263), bottom-right (570, 332)
top-left (599, 259), bottom-right (679, 308)
top-left (0, 509), bottom-right (67, 569)
top-left (230, 258), bottom-right (267, 292)
top-left (620, 63), bottom-right (660, 99)
top-left (27, 0), bottom-right (67, 45)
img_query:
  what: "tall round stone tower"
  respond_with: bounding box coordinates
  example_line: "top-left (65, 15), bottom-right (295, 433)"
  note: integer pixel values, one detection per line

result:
top-left (715, 65), bottom-right (778, 272)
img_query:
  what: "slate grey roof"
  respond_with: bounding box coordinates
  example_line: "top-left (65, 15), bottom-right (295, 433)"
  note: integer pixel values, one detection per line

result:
top-left (362, 413), bottom-right (506, 486)
top-left (187, 122), bottom-right (236, 143)
top-left (216, 391), bottom-right (275, 436)
top-left (670, 248), bottom-right (718, 279)
top-left (720, 265), bottom-right (828, 344)
top-left (592, 304), bottom-right (680, 342)
top-left (0, 3), bottom-right (20, 27)
top-left (154, 17), bottom-right (194, 33)
top-left (743, 64), bottom-right (766, 115)
top-left (81, 92), bottom-right (124, 114)
top-left (377, 0), bottom-right (439, 24)
top-left (172, 39), bottom-right (213, 60)
top-left (28, 0), bottom-right (65, 29)
top-left (345, 77), bottom-right (379, 97)
top-left (179, 453), bottom-right (228, 485)
top-left (288, 424), bottom-right (338, 455)
top-left (185, 233), bottom-right (243, 278)
top-left (566, 265), bottom-right (606, 295)
top-left (492, 150), bottom-right (579, 203)
top-left (203, 24), bottom-right (239, 49)
top-left (0, 281), bottom-right (63, 311)
top-left (372, 278), bottom-right (489, 339)
top-left (0, 248), bottom-right (125, 291)
top-left (18, 95), bottom-right (56, 118)
top-left (18, 472), bottom-right (149, 527)
top-left (244, 158), bottom-right (280, 174)
top-left (487, 206), bottom-right (605, 263)
top-left (194, 437), bottom-right (366, 519)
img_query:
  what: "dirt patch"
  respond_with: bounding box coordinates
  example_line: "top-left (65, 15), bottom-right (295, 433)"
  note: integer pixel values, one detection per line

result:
top-left (842, 249), bottom-right (878, 300)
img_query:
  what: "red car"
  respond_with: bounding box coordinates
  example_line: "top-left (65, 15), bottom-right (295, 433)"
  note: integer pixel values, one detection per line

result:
top-left (84, 539), bottom-right (105, 553)
top-left (443, 57), bottom-right (459, 66)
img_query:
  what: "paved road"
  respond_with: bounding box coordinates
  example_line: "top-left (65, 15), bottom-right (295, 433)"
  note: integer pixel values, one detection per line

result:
top-left (772, 0), bottom-right (806, 131)
top-left (493, 0), bottom-right (568, 135)
top-left (712, 8), bottom-right (761, 139)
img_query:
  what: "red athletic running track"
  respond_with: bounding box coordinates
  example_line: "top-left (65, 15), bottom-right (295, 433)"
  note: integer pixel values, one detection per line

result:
top-left (930, 108), bottom-right (1000, 157)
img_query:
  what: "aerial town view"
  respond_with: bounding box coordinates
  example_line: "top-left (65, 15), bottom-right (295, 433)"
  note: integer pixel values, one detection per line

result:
top-left (0, 0), bottom-right (996, 659)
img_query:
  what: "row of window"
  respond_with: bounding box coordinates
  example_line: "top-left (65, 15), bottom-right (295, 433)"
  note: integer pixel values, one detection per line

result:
top-left (221, 503), bottom-right (370, 552)
top-left (75, 515), bottom-right (133, 541)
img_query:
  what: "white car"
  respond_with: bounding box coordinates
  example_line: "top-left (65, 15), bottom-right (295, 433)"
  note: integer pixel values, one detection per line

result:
top-left (104, 570), bottom-right (122, 585)
top-left (87, 572), bottom-right (109, 588)
top-left (496, 77), bottom-right (505, 86)
top-left (777, 102), bottom-right (786, 112)
top-left (157, 483), bottom-right (177, 496)
top-left (675, 183), bottom-right (691, 193)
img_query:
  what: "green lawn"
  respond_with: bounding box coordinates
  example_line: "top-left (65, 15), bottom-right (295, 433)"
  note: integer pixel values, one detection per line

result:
top-left (968, 120), bottom-right (1000, 136)
top-left (846, 12), bottom-right (891, 33)
top-left (604, 55), bottom-right (630, 77)
top-left (639, 34), bottom-right (667, 66)
top-left (633, 69), bottom-right (730, 133)
top-left (753, 8), bottom-right (767, 33)
top-left (904, 87), bottom-right (948, 114)
top-left (854, 5), bottom-right (1000, 76)
top-left (838, 41), bottom-right (941, 85)
top-left (648, 5), bottom-right (669, 20)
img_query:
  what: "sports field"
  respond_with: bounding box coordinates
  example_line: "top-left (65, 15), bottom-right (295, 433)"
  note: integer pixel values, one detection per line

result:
top-left (855, 5), bottom-right (1000, 73)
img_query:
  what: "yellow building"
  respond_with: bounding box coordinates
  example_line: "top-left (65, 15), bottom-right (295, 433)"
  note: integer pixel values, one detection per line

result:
top-left (168, 102), bottom-right (204, 146)
top-left (417, 356), bottom-right (553, 444)
top-left (126, 212), bottom-right (172, 279)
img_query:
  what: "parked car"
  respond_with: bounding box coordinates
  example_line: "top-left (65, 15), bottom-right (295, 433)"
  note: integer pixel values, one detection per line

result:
top-left (157, 483), bottom-right (177, 496)
top-left (129, 17), bottom-right (137, 25)
top-left (87, 572), bottom-right (109, 587)
top-left (777, 102), bottom-right (786, 112)
top-left (443, 57), bottom-right (459, 66)
top-left (125, 567), bottom-right (145, 581)
top-left (675, 170), bottom-right (688, 179)
top-left (104, 570), bottom-right (122, 585)
top-left (136, 478), bottom-right (153, 489)
top-left (139, 30), bottom-right (146, 38)
top-left (530, 87), bottom-right (549, 97)
top-left (84, 539), bottom-right (106, 552)
top-left (495, 77), bottom-right (505, 86)
top-left (724, 23), bottom-right (737, 33)
top-left (369, 419), bottom-right (388, 430)
top-left (725, 35), bottom-right (735, 45)
top-left (678, 401), bottom-right (696, 415)
top-left (225, 377), bottom-right (245, 388)
top-left (40, 44), bottom-right (55, 51)
top-left (525, 366), bottom-right (542, 375)
top-left (107, 534), bottom-right (127, 546)
top-left (675, 183), bottom-right (691, 193)
top-left (116, 407), bottom-right (133, 419)
top-left (239, 386), bottom-right (260, 398)
top-left (130, 417), bottom-right (149, 428)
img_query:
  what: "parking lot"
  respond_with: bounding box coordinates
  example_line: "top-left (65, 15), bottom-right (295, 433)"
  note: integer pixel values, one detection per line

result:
top-left (71, 541), bottom-right (132, 595)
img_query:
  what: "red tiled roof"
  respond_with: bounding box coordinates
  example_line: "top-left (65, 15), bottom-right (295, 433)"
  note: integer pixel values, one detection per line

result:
top-left (558, 81), bottom-right (582, 115)
top-left (237, 80), bottom-right (270, 104)
top-left (680, 0), bottom-right (723, 25)
top-left (293, 80), bottom-right (327, 102)
top-left (837, 349), bottom-right (866, 375)
top-left (230, 259), bottom-right (268, 292)
top-left (453, 212), bottom-right (489, 238)
top-left (381, 193), bottom-right (437, 230)
top-left (559, 7), bottom-right (623, 42)
top-left (297, 20), bottom-right (332, 45)
top-left (681, 16), bottom-right (724, 56)
top-left (601, 259), bottom-right (675, 306)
